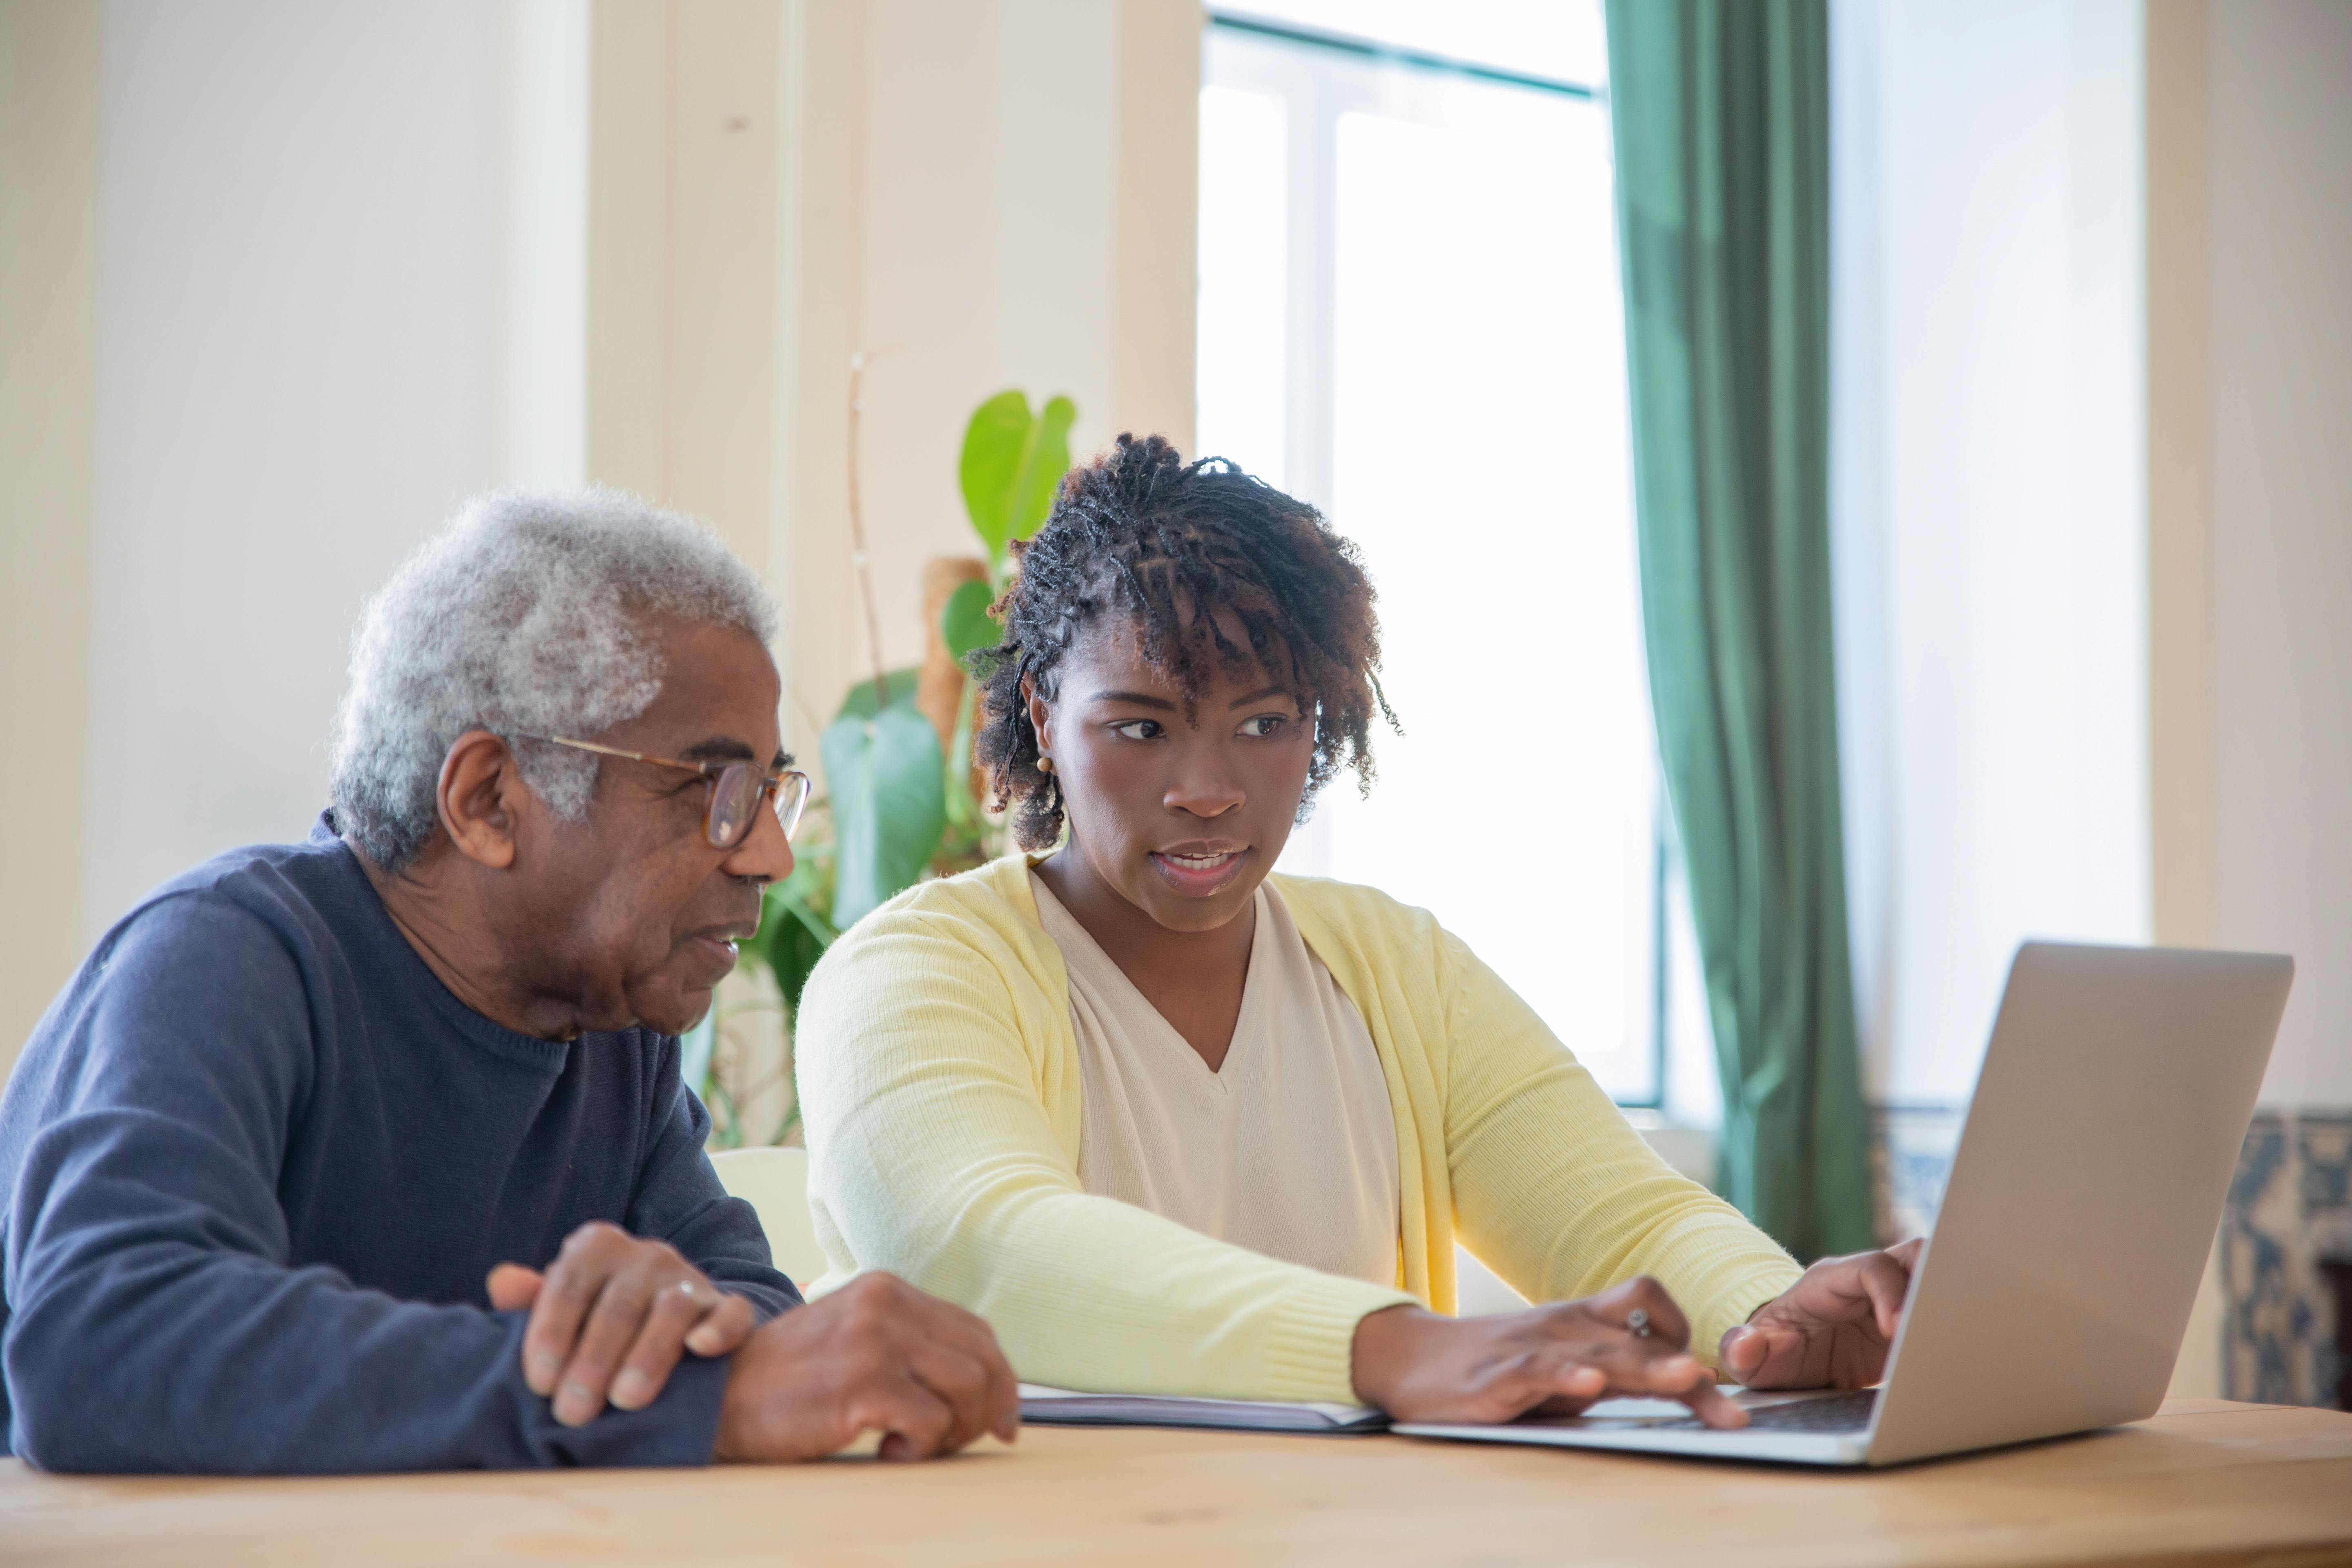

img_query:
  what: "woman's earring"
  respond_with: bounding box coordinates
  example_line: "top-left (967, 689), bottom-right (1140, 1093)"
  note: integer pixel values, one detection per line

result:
top-left (1036, 756), bottom-right (1054, 774)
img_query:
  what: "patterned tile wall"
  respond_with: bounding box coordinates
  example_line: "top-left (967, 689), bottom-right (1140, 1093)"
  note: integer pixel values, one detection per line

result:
top-left (2223, 1110), bottom-right (2352, 1409)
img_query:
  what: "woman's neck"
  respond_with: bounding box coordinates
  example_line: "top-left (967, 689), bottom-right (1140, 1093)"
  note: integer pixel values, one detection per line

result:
top-left (1035, 844), bottom-right (1258, 1071)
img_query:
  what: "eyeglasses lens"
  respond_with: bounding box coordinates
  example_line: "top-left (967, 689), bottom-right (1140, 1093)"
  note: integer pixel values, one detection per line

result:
top-left (706, 766), bottom-right (811, 850)
top-left (774, 771), bottom-right (810, 840)
top-left (706, 764), bottom-right (760, 849)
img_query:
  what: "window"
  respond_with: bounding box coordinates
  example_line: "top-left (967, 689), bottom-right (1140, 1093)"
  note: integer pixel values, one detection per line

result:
top-left (1197, 5), bottom-right (1717, 1118)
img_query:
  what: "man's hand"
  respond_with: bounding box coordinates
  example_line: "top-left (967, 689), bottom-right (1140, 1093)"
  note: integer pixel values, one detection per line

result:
top-left (1350, 1276), bottom-right (1748, 1430)
top-left (487, 1221), bottom-right (755, 1426)
top-left (1718, 1237), bottom-right (1925, 1390)
top-left (711, 1272), bottom-right (1020, 1462)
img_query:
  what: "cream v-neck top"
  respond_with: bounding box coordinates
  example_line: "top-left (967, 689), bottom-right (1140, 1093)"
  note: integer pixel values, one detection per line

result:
top-left (1029, 873), bottom-right (1402, 1288)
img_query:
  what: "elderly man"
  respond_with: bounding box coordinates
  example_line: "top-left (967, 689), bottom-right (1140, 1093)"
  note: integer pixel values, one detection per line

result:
top-left (0, 491), bottom-right (1016, 1471)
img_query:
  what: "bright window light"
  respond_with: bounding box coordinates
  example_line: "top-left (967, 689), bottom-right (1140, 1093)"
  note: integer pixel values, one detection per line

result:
top-left (1196, 86), bottom-right (1290, 488)
top-left (1216, 0), bottom-right (1608, 87)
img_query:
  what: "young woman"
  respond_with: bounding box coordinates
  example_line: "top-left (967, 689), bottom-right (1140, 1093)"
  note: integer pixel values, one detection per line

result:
top-left (796, 437), bottom-right (1921, 1425)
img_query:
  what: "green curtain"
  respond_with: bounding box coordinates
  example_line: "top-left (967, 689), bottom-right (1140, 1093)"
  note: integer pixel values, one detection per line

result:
top-left (1603, 0), bottom-right (1873, 1259)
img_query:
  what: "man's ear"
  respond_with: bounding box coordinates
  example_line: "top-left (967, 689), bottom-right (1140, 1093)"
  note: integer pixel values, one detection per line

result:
top-left (435, 730), bottom-right (526, 870)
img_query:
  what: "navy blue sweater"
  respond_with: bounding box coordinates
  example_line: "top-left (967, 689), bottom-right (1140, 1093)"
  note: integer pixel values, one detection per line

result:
top-left (0, 818), bottom-right (800, 1472)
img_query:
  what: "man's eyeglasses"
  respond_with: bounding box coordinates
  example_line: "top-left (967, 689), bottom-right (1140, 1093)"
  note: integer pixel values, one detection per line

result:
top-left (509, 734), bottom-right (810, 851)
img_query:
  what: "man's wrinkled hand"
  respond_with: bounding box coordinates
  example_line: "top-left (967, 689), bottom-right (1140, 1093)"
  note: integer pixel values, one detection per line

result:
top-left (488, 1220), bottom-right (755, 1426)
top-left (711, 1271), bottom-right (1020, 1463)
top-left (1718, 1236), bottom-right (1926, 1390)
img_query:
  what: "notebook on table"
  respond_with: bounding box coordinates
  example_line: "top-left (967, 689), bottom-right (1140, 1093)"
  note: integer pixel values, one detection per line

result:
top-left (1017, 1383), bottom-right (1388, 1434)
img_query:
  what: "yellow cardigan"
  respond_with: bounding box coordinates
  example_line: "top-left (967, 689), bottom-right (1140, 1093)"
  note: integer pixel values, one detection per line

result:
top-left (794, 854), bottom-right (1801, 1405)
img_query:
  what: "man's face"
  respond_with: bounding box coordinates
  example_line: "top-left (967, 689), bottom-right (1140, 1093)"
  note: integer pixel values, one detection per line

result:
top-left (505, 619), bottom-right (791, 1036)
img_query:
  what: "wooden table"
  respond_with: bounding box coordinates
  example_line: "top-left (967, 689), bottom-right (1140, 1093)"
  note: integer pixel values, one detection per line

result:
top-left (4, 1400), bottom-right (2349, 1567)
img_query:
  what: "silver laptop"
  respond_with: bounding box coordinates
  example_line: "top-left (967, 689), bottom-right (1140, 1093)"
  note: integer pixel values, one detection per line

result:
top-left (1397, 941), bottom-right (2293, 1467)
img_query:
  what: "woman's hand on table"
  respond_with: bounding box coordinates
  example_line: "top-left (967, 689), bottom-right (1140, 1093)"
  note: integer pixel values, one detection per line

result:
top-left (1350, 1276), bottom-right (1748, 1429)
top-left (1719, 1237), bottom-right (1925, 1390)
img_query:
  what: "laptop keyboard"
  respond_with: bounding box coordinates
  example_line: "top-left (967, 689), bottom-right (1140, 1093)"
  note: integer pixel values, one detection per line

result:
top-left (1655, 1388), bottom-right (1880, 1434)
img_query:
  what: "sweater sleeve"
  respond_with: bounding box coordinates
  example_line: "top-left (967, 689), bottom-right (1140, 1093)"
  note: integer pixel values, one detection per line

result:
top-left (1, 897), bottom-right (725, 1473)
top-left (626, 1064), bottom-right (804, 1316)
top-left (795, 900), bottom-right (1412, 1405)
top-left (1435, 926), bottom-right (1803, 1365)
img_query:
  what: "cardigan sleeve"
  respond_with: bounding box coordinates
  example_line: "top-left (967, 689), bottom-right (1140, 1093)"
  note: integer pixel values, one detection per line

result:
top-left (793, 894), bottom-right (1412, 1406)
top-left (1434, 926), bottom-right (1804, 1366)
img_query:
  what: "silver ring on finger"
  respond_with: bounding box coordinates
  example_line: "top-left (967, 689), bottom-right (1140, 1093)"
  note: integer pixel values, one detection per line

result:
top-left (1626, 1307), bottom-right (1653, 1339)
top-left (675, 1279), bottom-right (710, 1306)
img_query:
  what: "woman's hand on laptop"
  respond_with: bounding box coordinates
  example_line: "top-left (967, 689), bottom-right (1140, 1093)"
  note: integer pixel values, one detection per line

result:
top-left (487, 1221), bottom-right (757, 1426)
top-left (1350, 1276), bottom-right (1748, 1429)
top-left (1718, 1237), bottom-right (1925, 1390)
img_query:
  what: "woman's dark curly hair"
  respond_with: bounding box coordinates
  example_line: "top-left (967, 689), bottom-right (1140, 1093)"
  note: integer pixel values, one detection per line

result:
top-left (974, 433), bottom-right (1394, 850)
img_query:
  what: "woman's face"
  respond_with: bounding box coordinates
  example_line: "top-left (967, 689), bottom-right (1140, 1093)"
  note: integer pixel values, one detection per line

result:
top-left (1029, 610), bottom-right (1316, 934)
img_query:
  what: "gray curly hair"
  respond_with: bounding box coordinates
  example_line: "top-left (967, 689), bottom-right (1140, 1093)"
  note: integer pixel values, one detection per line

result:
top-left (330, 488), bottom-right (778, 871)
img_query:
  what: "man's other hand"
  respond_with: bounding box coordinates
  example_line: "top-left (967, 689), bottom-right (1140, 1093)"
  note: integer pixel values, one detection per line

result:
top-left (710, 1272), bottom-right (1020, 1463)
top-left (488, 1221), bottom-right (755, 1426)
top-left (1718, 1237), bottom-right (1926, 1390)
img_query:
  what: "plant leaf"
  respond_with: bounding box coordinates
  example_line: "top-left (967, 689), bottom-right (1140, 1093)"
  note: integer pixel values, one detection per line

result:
top-left (834, 666), bottom-right (920, 722)
top-left (940, 578), bottom-right (999, 664)
top-left (822, 703), bottom-right (947, 929)
top-left (750, 866), bottom-right (838, 1014)
top-left (1009, 394), bottom-right (1077, 545)
top-left (960, 390), bottom-right (1078, 564)
top-left (959, 390), bottom-right (1035, 564)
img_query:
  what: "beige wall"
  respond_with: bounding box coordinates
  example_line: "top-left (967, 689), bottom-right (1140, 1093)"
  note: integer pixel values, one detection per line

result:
top-left (2144, 0), bottom-right (2352, 1100)
top-left (76, 0), bottom-right (583, 958)
top-left (2145, 0), bottom-right (2218, 1397)
top-left (2143, 0), bottom-right (2352, 1400)
top-left (0, 0), bottom-right (606, 1073)
top-left (1116, 0), bottom-right (1200, 457)
top-left (588, 0), bottom-right (783, 572)
top-left (806, 0), bottom-right (1198, 755)
top-left (2206, 0), bottom-right (2352, 1111)
top-left (2146, 0), bottom-right (2212, 955)
top-left (772, 0), bottom-right (869, 757)
top-left (0, 0), bottom-right (100, 1076)
top-left (2147, 0), bottom-right (2352, 1106)
top-left (590, 0), bottom-right (1200, 763)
